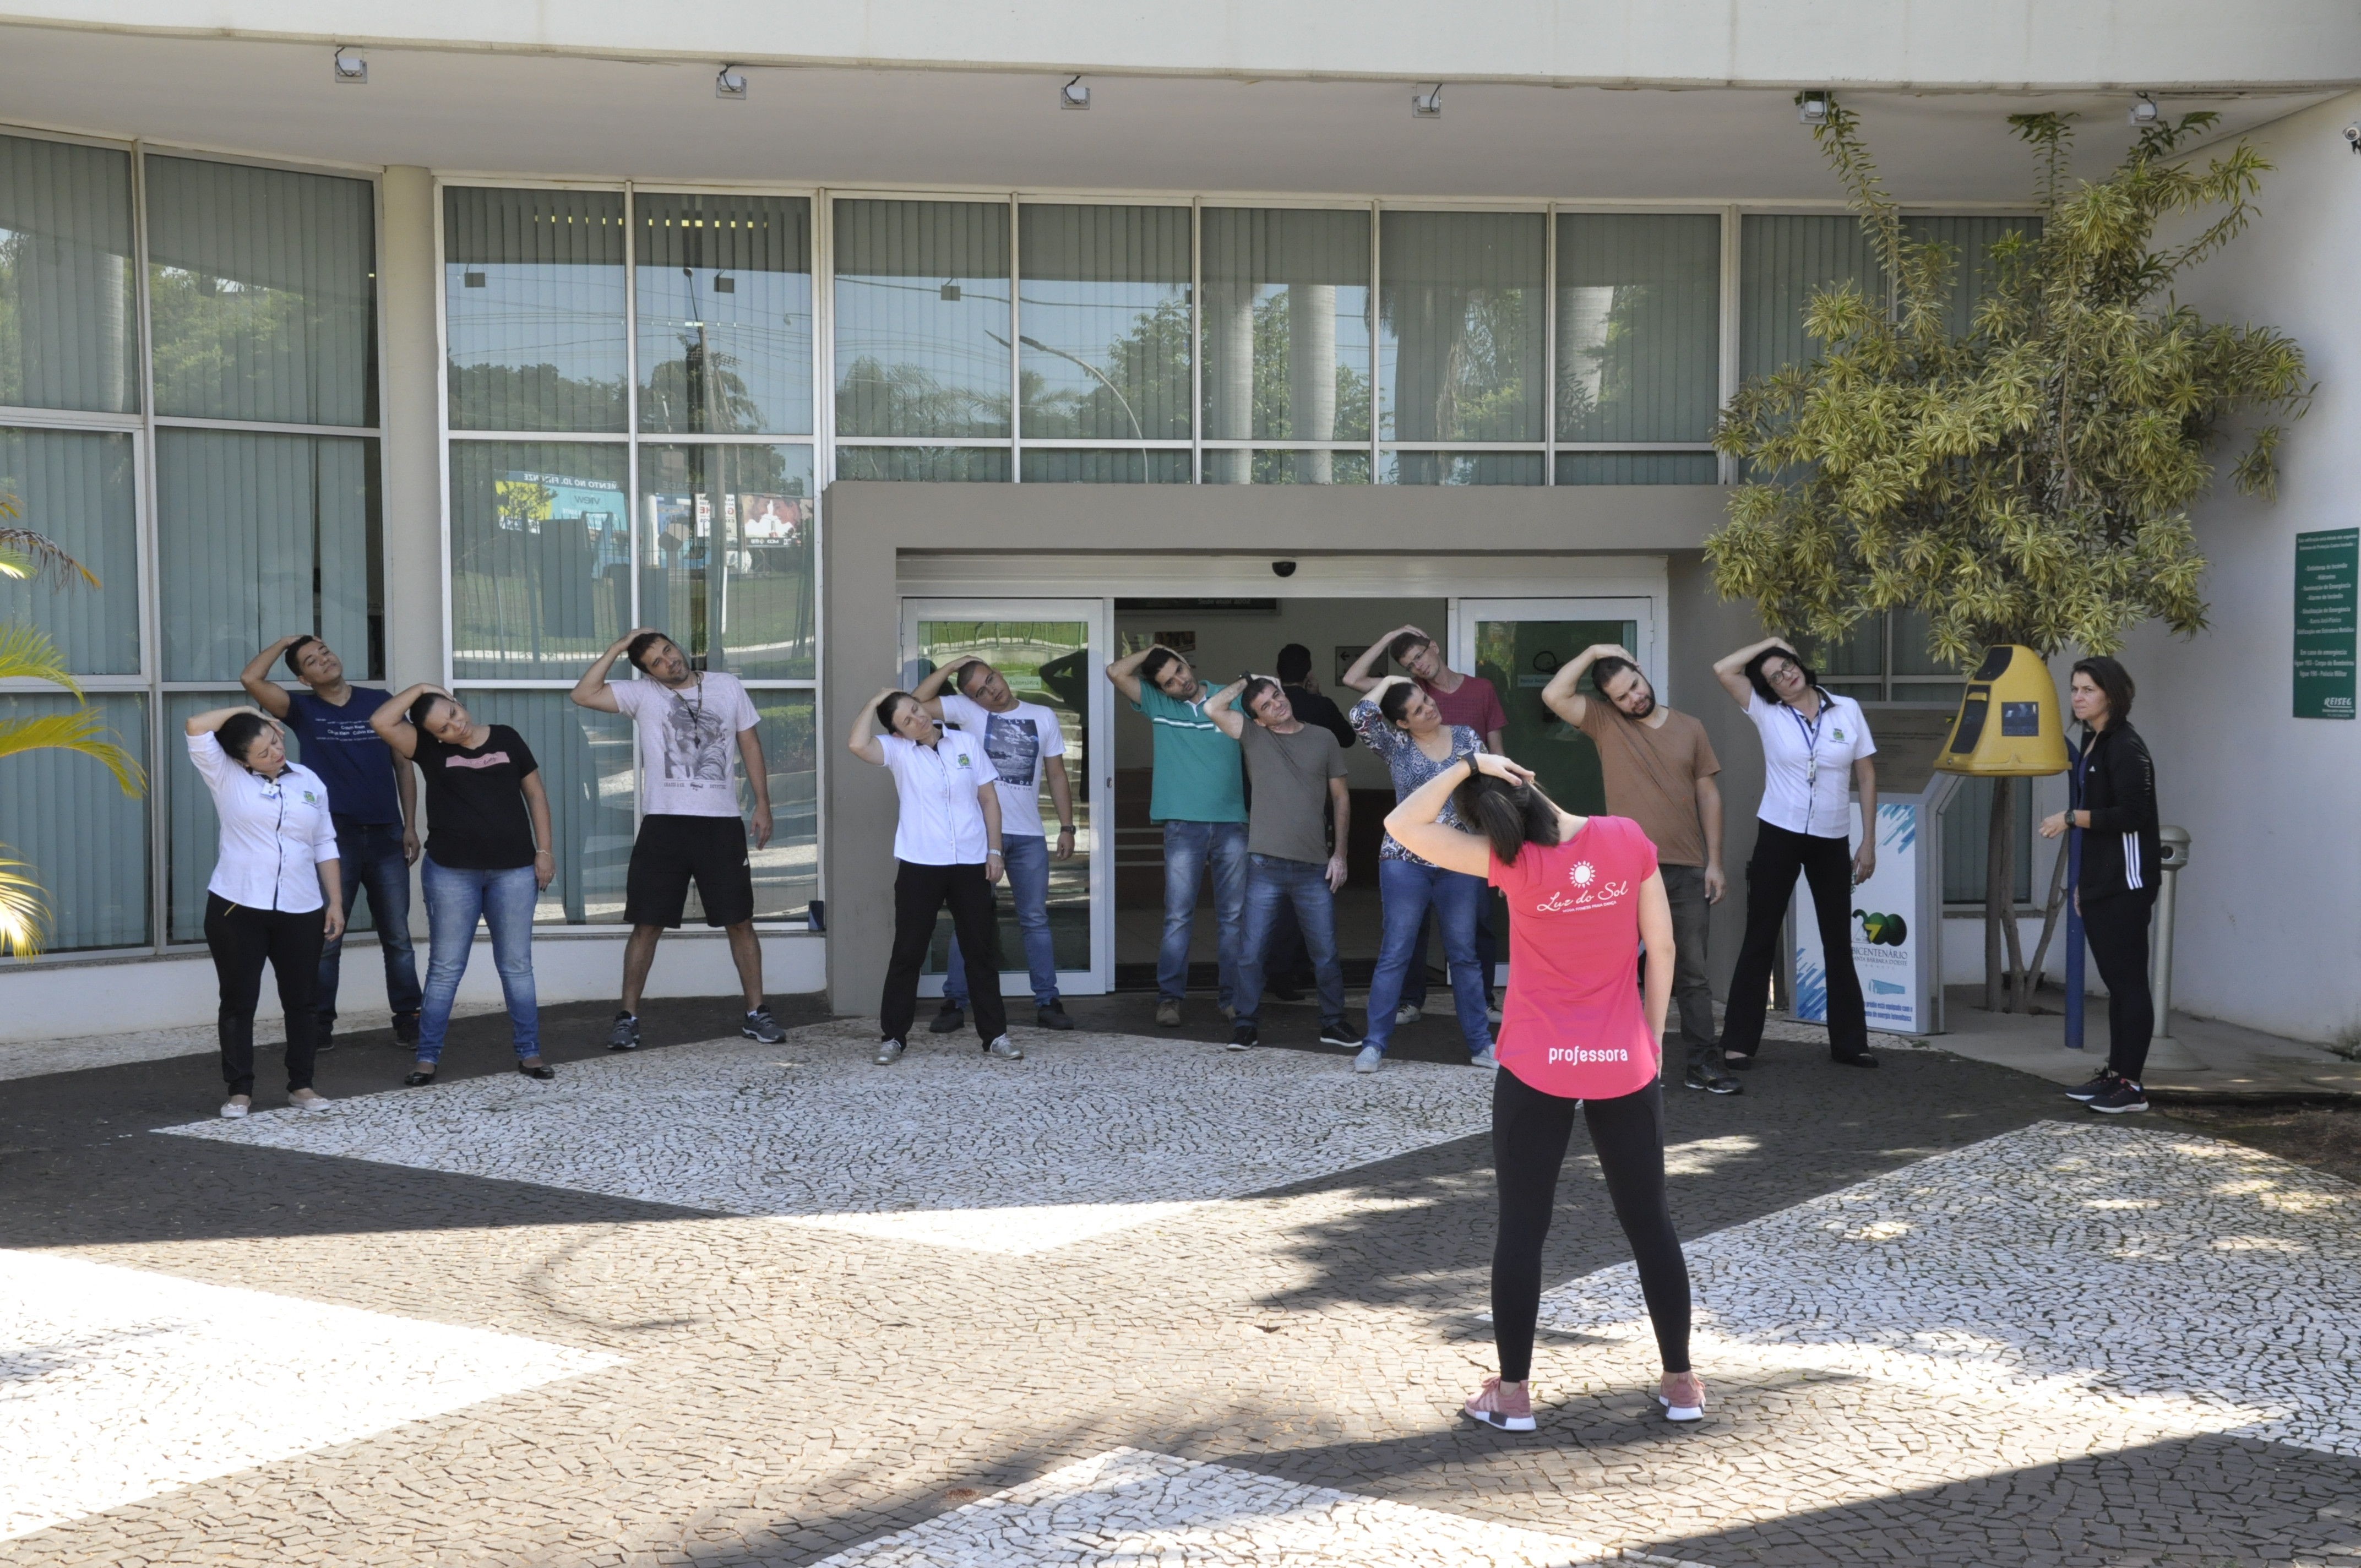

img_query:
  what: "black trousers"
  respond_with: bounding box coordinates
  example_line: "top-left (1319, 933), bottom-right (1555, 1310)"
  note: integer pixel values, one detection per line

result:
top-left (203, 893), bottom-right (325, 1097)
top-left (1720, 822), bottom-right (1869, 1059)
top-left (1491, 1070), bottom-right (1692, 1382)
top-left (879, 860), bottom-right (1008, 1046)
top-left (2083, 890), bottom-right (2157, 1081)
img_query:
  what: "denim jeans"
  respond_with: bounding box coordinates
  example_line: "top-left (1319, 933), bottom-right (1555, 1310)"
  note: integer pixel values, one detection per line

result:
top-left (1158, 820), bottom-right (1249, 1005)
top-left (316, 816), bottom-right (422, 1031)
top-left (1366, 859), bottom-right (1493, 1057)
top-left (944, 832), bottom-right (1060, 1008)
top-left (1401, 897), bottom-right (1498, 1011)
top-left (1234, 854), bottom-right (1346, 1028)
top-left (417, 857), bottom-right (539, 1063)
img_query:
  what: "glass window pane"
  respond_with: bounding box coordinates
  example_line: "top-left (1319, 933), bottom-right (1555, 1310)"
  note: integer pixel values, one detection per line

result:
top-left (638, 443), bottom-right (815, 680)
top-left (146, 155), bottom-right (377, 427)
top-left (1555, 213), bottom-right (1720, 444)
top-left (449, 440), bottom-right (629, 680)
top-left (1811, 617), bottom-right (1884, 682)
top-left (0, 427), bottom-right (138, 674)
top-left (834, 445), bottom-right (1009, 482)
top-left (699, 690), bottom-right (814, 924)
top-left (0, 691), bottom-right (146, 950)
top-left (0, 133), bottom-right (138, 414)
top-left (1943, 775), bottom-right (2033, 905)
top-left (1890, 606), bottom-right (1950, 677)
top-left (444, 187), bottom-right (627, 433)
top-left (165, 689), bottom-right (233, 941)
top-left (1204, 448), bottom-right (1372, 484)
top-left (1018, 204), bottom-right (1190, 442)
top-left (1379, 211), bottom-right (1544, 442)
top-left (461, 691), bottom-right (637, 925)
top-left (1019, 448), bottom-right (1190, 483)
top-left (1381, 451), bottom-right (1543, 486)
top-left (1740, 214), bottom-right (1884, 383)
top-left (637, 192), bottom-right (812, 435)
top-left (1553, 451), bottom-right (1717, 485)
top-left (833, 199), bottom-right (1010, 438)
top-left (158, 428), bottom-right (379, 683)
top-left (1201, 208), bottom-right (1371, 447)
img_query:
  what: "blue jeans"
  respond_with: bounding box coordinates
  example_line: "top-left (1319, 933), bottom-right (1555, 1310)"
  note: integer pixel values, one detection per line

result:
top-left (1158, 820), bottom-right (1249, 1005)
top-left (1402, 897), bottom-right (1498, 1010)
top-left (315, 816), bottom-right (421, 1030)
top-left (1234, 854), bottom-right (1346, 1028)
top-left (1366, 859), bottom-right (1493, 1057)
top-left (945, 833), bottom-right (1059, 1008)
top-left (417, 857), bottom-right (540, 1063)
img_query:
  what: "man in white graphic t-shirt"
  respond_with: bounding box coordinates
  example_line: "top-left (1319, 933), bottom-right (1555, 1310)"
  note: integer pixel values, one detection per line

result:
top-left (912, 654), bottom-right (1076, 1032)
top-left (572, 628), bottom-right (783, 1049)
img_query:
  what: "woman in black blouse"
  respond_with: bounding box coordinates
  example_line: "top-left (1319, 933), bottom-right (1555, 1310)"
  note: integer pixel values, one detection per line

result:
top-left (371, 684), bottom-right (556, 1085)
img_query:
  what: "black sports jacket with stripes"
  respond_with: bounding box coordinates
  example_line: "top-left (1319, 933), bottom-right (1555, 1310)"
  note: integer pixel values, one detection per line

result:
top-left (2076, 720), bottom-right (2160, 900)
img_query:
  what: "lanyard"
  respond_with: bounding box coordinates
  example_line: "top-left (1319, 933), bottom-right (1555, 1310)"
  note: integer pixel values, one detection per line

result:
top-left (1786, 698), bottom-right (1827, 792)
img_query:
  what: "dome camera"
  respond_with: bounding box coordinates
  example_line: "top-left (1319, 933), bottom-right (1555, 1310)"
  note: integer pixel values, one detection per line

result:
top-left (1271, 559), bottom-right (1297, 578)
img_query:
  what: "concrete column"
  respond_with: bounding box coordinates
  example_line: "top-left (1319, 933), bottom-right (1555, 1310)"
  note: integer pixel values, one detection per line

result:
top-left (378, 166), bottom-right (440, 939)
top-left (1286, 281), bottom-right (1336, 481)
top-left (1204, 281), bottom-right (1255, 483)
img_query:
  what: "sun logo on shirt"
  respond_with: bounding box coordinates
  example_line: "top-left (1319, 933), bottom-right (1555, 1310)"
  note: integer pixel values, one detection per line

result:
top-left (1570, 861), bottom-right (1597, 889)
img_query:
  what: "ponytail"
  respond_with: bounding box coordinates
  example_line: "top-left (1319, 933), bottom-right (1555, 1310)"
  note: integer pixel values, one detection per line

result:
top-left (1454, 770), bottom-right (1563, 865)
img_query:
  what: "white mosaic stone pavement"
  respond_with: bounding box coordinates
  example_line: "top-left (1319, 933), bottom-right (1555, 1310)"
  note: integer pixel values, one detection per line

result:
top-left (159, 1022), bottom-right (1498, 1255)
top-left (0, 1248), bottom-right (620, 1540)
top-left (815, 1447), bottom-right (1717, 1568)
top-left (1536, 1120), bottom-right (2361, 1456)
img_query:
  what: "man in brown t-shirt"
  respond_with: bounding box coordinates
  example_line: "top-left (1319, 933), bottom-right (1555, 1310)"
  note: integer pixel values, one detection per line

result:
top-left (1543, 644), bottom-right (1737, 1096)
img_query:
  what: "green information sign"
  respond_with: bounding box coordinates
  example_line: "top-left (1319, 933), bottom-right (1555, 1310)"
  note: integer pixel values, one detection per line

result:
top-left (2294, 527), bottom-right (2358, 720)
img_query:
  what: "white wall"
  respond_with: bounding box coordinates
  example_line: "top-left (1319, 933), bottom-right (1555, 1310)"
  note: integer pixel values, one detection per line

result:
top-left (2111, 89), bottom-right (2361, 1043)
top-left (0, 934), bottom-right (826, 1046)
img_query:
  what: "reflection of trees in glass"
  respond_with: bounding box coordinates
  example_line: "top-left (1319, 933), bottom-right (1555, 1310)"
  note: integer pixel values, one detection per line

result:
top-left (149, 266), bottom-right (370, 424)
top-left (1554, 284), bottom-right (1652, 435)
top-left (643, 332), bottom-right (762, 434)
top-left (1386, 282), bottom-right (1536, 440)
top-left (1247, 290), bottom-right (1371, 444)
top-left (448, 362), bottom-right (625, 433)
top-left (1020, 297), bottom-right (1191, 441)
top-left (835, 355), bottom-right (1009, 439)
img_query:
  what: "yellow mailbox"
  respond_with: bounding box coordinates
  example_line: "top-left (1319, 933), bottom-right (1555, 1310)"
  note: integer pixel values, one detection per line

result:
top-left (1934, 644), bottom-right (2069, 777)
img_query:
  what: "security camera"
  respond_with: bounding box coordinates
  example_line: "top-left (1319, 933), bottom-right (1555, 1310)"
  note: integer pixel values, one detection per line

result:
top-left (1271, 560), bottom-right (1297, 578)
top-left (2346, 123), bottom-right (2360, 152)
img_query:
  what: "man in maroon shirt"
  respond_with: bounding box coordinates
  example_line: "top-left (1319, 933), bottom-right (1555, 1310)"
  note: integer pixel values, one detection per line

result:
top-left (1343, 624), bottom-right (1506, 1019)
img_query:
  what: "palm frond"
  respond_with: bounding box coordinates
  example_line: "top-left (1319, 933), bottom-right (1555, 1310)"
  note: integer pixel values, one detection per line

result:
top-left (0, 851), bottom-right (48, 959)
top-left (0, 525), bottom-right (100, 589)
top-left (0, 710), bottom-right (145, 796)
top-left (0, 623), bottom-right (81, 696)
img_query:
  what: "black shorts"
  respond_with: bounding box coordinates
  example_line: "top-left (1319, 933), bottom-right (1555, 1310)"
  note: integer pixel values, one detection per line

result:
top-left (624, 814), bottom-right (755, 929)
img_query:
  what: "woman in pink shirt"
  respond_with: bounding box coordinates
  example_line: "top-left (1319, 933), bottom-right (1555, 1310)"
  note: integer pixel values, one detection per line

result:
top-left (1386, 750), bottom-right (1702, 1432)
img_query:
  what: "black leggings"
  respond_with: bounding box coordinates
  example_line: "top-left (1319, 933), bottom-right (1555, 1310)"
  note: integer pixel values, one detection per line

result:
top-left (1720, 821), bottom-right (1869, 1059)
top-left (2083, 890), bottom-right (2156, 1081)
top-left (204, 893), bottom-right (324, 1097)
top-left (878, 860), bottom-right (1007, 1046)
top-left (1492, 1069), bottom-right (1692, 1381)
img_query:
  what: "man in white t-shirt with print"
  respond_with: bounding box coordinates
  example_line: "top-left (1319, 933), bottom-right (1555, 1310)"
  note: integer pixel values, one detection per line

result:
top-left (912, 654), bottom-right (1078, 1032)
top-left (572, 628), bottom-right (785, 1049)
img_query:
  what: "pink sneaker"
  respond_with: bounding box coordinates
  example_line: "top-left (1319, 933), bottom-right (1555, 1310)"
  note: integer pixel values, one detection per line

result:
top-left (1462, 1375), bottom-right (1535, 1431)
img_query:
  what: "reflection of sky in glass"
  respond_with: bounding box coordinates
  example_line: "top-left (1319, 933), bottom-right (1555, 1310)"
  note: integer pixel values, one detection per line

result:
top-left (834, 271), bottom-right (1009, 437)
top-left (1018, 281), bottom-right (1188, 441)
top-left (445, 263), bottom-right (627, 394)
top-left (638, 265), bottom-right (812, 434)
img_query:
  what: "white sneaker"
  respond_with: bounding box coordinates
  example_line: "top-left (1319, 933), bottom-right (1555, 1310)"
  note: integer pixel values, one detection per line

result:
top-left (290, 1091), bottom-right (333, 1113)
top-left (219, 1098), bottom-right (249, 1119)
top-left (1352, 1044), bottom-right (1383, 1074)
top-left (1394, 1003), bottom-right (1422, 1025)
top-left (1486, 1000), bottom-right (1503, 1025)
top-left (1470, 1048), bottom-right (1499, 1069)
top-left (984, 1035), bottom-right (1024, 1060)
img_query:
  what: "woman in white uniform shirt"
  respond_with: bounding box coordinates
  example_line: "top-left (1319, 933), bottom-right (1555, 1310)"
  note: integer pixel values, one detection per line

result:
top-left (183, 705), bottom-right (346, 1117)
top-left (1710, 638), bottom-right (1881, 1069)
top-left (848, 687), bottom-right (1019, 1066)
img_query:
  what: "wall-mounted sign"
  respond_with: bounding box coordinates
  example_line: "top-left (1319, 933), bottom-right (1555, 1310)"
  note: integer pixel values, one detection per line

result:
top-left (2294, 527), bottom-right (2358, 721)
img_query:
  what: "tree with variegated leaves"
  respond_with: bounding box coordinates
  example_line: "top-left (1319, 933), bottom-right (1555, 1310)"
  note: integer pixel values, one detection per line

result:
top-left (0, 501), bottom-right (145, 956)
top-left (1707, 101), bottom-right (2309, 1011)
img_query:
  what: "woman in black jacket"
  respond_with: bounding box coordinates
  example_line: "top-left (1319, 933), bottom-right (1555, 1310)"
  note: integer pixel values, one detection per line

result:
top-left (2039, 656), bottom-right (2159, 1113)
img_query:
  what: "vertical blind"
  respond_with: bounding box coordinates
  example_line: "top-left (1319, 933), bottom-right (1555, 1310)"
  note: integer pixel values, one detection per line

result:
top-left (1016, 204), bottom-right (1192, 444)
top-left (0, 132), bottom-right (138, 415)
top-left (1379, 210), bottom-right (1546, 445)
top-left (1199, 207), bottom-right (1370, 485)
top-left (0, 693), bottom-right (147, 950)
top-left (145, 156), bottom-right (378, 427)
top-left (0, 427), bottom-right (138, 674)
top-left (448, 440), bottom-right (631, 680)
top-left (636, 192), bottom-right (812, 436)
top-left (444, 187), bottom-right (628, 433)
top-left (833, 200), bottom-right (1010, 439)
top-left (1554, 213), bottom-right (1720, 444)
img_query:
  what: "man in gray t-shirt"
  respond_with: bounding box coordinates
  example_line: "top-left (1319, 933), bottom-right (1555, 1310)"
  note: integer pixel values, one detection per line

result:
top-left (1205, 675), bottom-right (1360, 1051)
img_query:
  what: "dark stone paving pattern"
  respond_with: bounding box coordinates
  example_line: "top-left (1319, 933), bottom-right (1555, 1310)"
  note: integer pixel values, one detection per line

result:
top-left (1, 990), bottom-right (2355, 1566)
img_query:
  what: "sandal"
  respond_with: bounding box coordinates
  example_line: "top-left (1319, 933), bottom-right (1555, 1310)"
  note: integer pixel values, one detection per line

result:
top-left (517, 1059), bottom-right (556, 1081)
top-left (404, 1068), bottom-right (437, 1087)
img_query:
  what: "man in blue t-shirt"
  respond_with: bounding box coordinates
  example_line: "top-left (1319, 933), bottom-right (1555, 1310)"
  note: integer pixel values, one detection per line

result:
top-left (242, 634), bottom-right (422, 1046)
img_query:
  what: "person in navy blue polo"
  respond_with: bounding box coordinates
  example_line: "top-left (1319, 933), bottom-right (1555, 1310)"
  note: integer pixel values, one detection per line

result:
top-left (241, 633), bottom-right (422, 1046)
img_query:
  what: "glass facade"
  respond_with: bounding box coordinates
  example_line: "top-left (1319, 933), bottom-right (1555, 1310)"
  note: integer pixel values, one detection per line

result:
top-left (443, 187), bottom-right (819, 925)
top-left (0, 129), bottom-right (382, 954)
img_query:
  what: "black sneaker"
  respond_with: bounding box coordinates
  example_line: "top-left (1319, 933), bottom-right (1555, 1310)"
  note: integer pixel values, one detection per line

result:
top-left (2064, 1070), bottom-right (2118, 1102)
top-left (391, 1011), bottom-right (420, 1047)
top-left (1831, 1049), bottom-right (1880, 1069)
top-left (742, 1007), bottom-right (786, 1044)
top-left (2089, 1079), bottom-right (2149, 1114)
top-left (1035, 1002), bottom-right (1075, 1031)
top-left (1684, 1064), bottom-right (1743, 1095)
top-left (607, 1011), bottom-right (641, 1051)
top-left (1226, 1022), bottom-right (1259, 1052)
top-left (1721, 1052), bottom-right (1755, 1071)
top-left (1319, 1019), bottom-right (1364, 1048)
top-left (928, 1002), bottom-right (967, 1035)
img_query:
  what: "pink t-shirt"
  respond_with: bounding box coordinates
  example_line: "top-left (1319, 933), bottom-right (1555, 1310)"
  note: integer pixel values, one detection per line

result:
top-left (1488, 815), bottom-right (1661, 1101)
